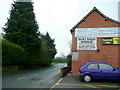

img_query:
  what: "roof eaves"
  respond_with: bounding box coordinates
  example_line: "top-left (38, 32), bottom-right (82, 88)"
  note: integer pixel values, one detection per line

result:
top-left (70, 7), bottom-right (104, 32)
top-left (106, 18), bottom-right (120, 24)
top-left (70, 7), bottom-right (120, 33)
top-left (70, 19), bottom-right (85, 33)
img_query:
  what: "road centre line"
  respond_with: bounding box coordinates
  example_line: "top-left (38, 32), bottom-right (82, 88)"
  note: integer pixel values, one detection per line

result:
top-left (17, 74), bottom-right (38, 80)
top-left (49, 78), bottom-right (63, 90)
top-left (29, 74), bottom-right (38, 76)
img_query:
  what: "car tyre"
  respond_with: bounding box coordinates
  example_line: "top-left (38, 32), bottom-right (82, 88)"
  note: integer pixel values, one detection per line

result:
top-left (83, 75), bottom-right (92, 83)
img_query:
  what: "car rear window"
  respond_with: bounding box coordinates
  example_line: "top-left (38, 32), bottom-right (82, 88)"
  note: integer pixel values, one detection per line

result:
top-left (87, 64), bottom-right (98, 70)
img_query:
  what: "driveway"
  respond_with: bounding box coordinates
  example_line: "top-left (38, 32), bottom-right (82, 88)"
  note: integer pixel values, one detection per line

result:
top-left (50, 72), bottom-right (120, 89)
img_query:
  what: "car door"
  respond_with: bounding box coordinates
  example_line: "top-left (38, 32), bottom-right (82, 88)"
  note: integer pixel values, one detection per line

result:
top-left (98, 64), bottom-right (118, 80)
top-left (85, 64), bottom-right (101, 79)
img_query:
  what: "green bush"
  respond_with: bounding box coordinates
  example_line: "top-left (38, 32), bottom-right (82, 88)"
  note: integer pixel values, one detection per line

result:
top-left (2, 40), bottom-right (27, 66)
top-left (67, 54), bottom-right (72, 66)
top-left (52, 57), bottom-right (67, 63)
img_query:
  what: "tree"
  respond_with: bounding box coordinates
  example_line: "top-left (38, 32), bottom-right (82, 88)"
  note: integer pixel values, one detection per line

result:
top-left (3, 1), bottom-right (40, 52)
top-left (41, 32), bottom-right (57, 58)
top-left (40, 32), bottom-right (57, 65)
top-left (2, 1), bottom-right (57, 66)
top-left (53, 57), bottom-right (67, 63)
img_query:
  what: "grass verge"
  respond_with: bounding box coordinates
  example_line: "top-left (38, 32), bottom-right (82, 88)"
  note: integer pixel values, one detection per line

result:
top-left (50, 62), bottom-right (58, 66)
top-left (2, 63), bottom-right (60, 76)
top-left (2, 70), bottom-right (30, 76)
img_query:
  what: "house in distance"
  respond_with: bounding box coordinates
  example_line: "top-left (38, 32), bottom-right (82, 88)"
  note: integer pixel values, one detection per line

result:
top-left (70, 7), bottom-right (120, 76)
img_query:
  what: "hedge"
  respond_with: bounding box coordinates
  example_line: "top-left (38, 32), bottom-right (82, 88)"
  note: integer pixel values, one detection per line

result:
top-left (2, 40), bottom-right (27, 66)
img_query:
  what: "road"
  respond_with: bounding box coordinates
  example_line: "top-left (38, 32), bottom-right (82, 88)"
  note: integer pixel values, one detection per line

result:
top-left (2, 63), bottom-right (120, 89)
top-left (2, 63), bottom-right (67, 88)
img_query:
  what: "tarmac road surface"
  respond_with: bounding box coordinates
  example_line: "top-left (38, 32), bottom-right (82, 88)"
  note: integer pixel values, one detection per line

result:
top-left (50, 73), bottom-right (120, 90)
top-left (2, 63), bottom-right (67, 88)
top-left (2, 63), bottom-right (120, 90)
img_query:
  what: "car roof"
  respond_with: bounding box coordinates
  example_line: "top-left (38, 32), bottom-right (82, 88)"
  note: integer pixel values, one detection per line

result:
top-left (86, 62), bottom-right (107, 64)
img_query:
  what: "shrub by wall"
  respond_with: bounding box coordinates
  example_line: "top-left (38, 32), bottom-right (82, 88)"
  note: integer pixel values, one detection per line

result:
top-left (52, 57), bottom-right (67, 63)
top-left (2, 40), bottom-right (27, 66)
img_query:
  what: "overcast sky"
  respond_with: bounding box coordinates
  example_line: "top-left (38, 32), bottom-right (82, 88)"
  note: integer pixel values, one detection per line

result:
top-left (0, 0), bottom-right (119, 57)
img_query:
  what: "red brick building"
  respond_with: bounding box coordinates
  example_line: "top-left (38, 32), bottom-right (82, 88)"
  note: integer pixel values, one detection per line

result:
top-left (70, 7), bottom-right (120, 76)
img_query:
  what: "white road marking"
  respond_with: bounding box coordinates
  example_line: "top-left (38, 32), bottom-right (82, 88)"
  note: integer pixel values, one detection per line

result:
top-left (17, 74), bottom-right (38, 80)
top-left (29, 74), bottom-right (38, 76)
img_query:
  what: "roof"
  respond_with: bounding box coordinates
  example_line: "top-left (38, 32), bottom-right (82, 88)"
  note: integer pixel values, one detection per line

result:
top-left (70, 7), bottom-right (120, 32)
top-left (86, 62), bottom-right (107, 64)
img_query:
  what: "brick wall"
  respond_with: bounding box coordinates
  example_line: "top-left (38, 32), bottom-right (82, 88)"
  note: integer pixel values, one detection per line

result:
top-left (71, 11), bottom-right (120, 76)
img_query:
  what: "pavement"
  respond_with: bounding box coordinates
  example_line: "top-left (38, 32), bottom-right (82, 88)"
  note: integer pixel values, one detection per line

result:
top-left (50, 72), bottom-right (120, 90)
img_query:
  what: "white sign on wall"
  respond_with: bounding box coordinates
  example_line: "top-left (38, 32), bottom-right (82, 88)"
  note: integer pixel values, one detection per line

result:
top-left (77, 37), bottom-right (97, 50)
top-left (75, 27), bottom-right (120, 37)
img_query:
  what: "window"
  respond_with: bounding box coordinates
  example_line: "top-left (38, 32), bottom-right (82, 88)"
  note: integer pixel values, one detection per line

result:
top-left (87, 64), bottom-right (98, 70)
top-left (99, 64), bottom-right (113, 71)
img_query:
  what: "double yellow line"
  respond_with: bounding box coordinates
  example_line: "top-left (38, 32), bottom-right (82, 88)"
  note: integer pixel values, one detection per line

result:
top-left (49, 78), bottom-right (97, 89)
top-left (49, 78), bottom-right (63, 90)
top-left (94, 85), bottom-right (120, 88)
top-left (58, 83), bottom-right (98, 88)
top-left (50, 77), bottom-right (120, 89)
top-left (58, 83), bottom-right (120, 88)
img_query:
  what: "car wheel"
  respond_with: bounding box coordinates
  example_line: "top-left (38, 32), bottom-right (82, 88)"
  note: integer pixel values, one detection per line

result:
top-left (83, 75), bottom-right (92, 82)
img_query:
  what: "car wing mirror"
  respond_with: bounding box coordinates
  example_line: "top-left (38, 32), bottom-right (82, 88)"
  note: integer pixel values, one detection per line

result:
top-left (113, 68), bottom-right (116, 71)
